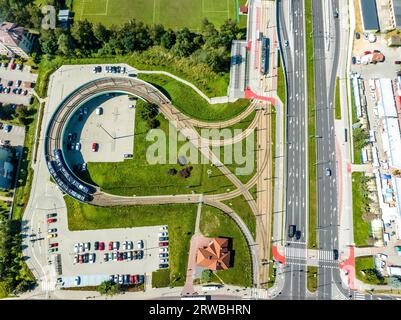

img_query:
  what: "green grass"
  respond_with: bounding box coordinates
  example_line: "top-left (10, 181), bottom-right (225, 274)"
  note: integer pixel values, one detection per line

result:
top-left (249, 185), bottom-right (257, 201)
top-left (37, 49), bottom-right (230, 98)
top-left (73, 0), bottom-right (238, 30)
top-left (200, 205), bottom-right (252, 287)
top-left (218, 132), bottom-right (257, 184)
top-left (306, 0), bottom-right (317, 249)
top-left (139, 73), bottom-right (250, 122)
top-left (307, 266), bottom-right (318, 292)
top-left (352, 172), bottom-right (372, 247)
top-left (355, 256), bottom-right (387, 285)
top-left (12, 101), bottom-right (39, 220)
top-left (80, 100), bottom-right (236, 196)
top-left (277, 56), bottom-right (286, 104)
top-left (335, 77), bottom-right (341, 119)
top-left (223, 195), bottom-right (256, 239)
top-left (152, 269), bottom-right (170, 288)
top-left (65, 197), bottom-right (197, 287)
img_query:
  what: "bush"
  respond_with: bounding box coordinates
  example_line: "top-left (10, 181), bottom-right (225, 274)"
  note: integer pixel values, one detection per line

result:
top-left (97, 280), bottom-right (121, 296)
top-left (201, 269), bottom-right (213, 282)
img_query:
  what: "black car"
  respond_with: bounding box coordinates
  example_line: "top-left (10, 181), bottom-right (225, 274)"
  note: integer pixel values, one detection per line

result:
top-left (159, 263), bottom-right (169, 269)
top-left (288, 225), bottom-right (296, 238)
top-left (94, 241), bottom-right (99, 250)
top-left (78, 115), bottom-right (83, 122)
top-left (295, 230), bottom-right (302, 240)
top-left (46, 213), bottom-right (57, 218)
top-left (84, 253), bottom-right (89, 263)
top-left (333, 249), bottom-right (339, 260)
top-left (355, 32), bottom-right (360, 40)
top-left (123, 252), bottom-right (128, 260)
top-left (159, 236), bottom-right (168, 242)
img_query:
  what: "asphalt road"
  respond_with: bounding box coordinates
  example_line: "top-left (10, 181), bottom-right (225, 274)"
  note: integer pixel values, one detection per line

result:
top-left (277, 0), bottom-right (308, 300)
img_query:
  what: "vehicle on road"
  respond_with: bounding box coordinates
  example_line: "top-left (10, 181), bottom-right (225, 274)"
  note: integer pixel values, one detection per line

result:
top-left (288, 225), bottom-right (296, 238)
top-left (395, 61), bottom-right (401, 64)
top-left (75, 276), bottom-right (81, 285)
top-left (355, 32), bottom-right (360, 39)
top-left (325, 168), bottom-right (331, 177)
top-left (333, 249), bottom-right (339, 260)
top-left (351, 56), bottom-right (356, 64)
top-left (75, 142), bottom-right (81, 151)
top-left (333, 9), bottom-right (339, 18)
top-left (295, 231), bottom-right (302, 240)
top-left (284, 40), bottom-right (289, 47)
top-left (81, 163), bottom-right (87, 172)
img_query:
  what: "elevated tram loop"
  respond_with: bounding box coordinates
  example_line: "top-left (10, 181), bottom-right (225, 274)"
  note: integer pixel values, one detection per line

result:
top-left (45, 77), bottom-right (171, 203)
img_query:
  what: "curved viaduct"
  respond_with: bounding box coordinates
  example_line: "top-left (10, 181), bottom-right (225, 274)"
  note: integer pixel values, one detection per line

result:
top-left (44, 76), bottom-right (261, 286)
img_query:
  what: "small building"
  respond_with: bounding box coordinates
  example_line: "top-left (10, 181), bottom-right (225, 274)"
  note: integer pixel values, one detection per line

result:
top-left (58, 9), bottom-right (69, 22)
top-left (196, 238), bottom-right (231, 270)
top-left (387, 35), bottom-right (401, 46)
top-left (0, 22), bottom-right (35, 59)
top-left (0, 147), bottom-right (15, 190)
top-left (360, 0), bottom-right (380, 32)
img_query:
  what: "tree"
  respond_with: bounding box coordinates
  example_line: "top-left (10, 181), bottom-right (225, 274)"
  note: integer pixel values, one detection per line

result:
top-left (98, 280), bottom-right (121, 296)
top-left (219, 19), bottom-right (244, 49)
top-left (201, 269), bottom-right (213, 282)
top-left (57, 33), bottom-right (73, 56)
top-left (71, 20), bottom-right (99, 52)
top-left (149, 24), bottom-right (166, 45)
top-left (160, 29), bottom-right (176, 49)
top-left (140, 103), bottom-right (159, 120)
top-left (40, 30), bottom-right (58, 55)
top-left (201, 18), bottom-right (220, 48)
top-left (172, 28), bottom-right (201, 57)
top-left (93, 23), bottom-right (110, 43)
top-left (149, 118), bottom-right (160, 129)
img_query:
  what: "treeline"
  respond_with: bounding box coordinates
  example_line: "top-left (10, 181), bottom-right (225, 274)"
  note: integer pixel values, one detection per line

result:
top-left (39, 18), bottom-right (244, 72)
top-left (0, 213), bottom-right (36, 297)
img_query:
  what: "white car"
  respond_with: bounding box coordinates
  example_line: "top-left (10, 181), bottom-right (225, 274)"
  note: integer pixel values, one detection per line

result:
top-left (159, 248), bottom-right (168, 253)
top-left (74, 244), bottom-right (79, 253)
top-left (113, 241), bottom-right (119, 250)
top-left (158, 232), bottom-right (168, 237)
top-left (78, 243), bottom-right (84, 252)
top-left (127, 251), bottom-right (132, 260)
top-left (84, 242), bottom-right (90, 251)
top-left (137, 240), bottom-right (144, 249)
top-left (159, 226), bottom-right (168, 231)
top-left (113, 252), bottom-right (118, 261)
top-left (122, 241), bottom-right (127, 251)
top-left (89, 253), bottom-right (95, 263)
top-left (73, 255), bottom-right (78, 264)
top-left (160, 258), bottom-right (169, 263)
top-left (127, 241), bottom-right (133, 250)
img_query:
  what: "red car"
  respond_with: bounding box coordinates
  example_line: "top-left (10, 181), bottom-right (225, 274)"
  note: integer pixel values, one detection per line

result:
top-left (92, 142), bottom-right (98, 152)
top-left (130, 275), bottom-right (135, 284)
top-left (159, 242), bottom-right (168, 247)
top-left (10, 63), bottom-right (15, 70)
top-left (47, 218), bottom-right (57, 223)
top-left (134, 275), bottom-right (139, 284)
top-left (99, 242), bottom-right (105, 250)
top-left (49, 243), bottom-right (58, 248)
top-left (117, 252), bottom-right (123, 261)
top-left (364, 50), bottom-right (371, 55)
top-left (78, 255), bottom-right (83, 264)
top-left (108, 241), bottom-right (113, 250)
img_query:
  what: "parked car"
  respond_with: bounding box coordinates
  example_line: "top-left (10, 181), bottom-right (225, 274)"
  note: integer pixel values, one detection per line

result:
top-left (159, 253), bottom-right (168, 258)
top-left (159, 263), bottom-right (169, 269)
top-left (113, 241), bottom-right (119, 250)
top-left (127, 251), bottom-right (132, 260)
top-left (159, 237), bottom-right (168, 242)
top-left (49, 248), bottom-right (58, 253)
top-left (47, 218), bottom-right (57, 223)
top-left (48, 228), bottom-right (57, 233)
top-left (351, 56), bottom-right (356, 64)
top-left (94, 241), bottom-right (99, 250)
top-left (74, 243), bottom-right (79, 253)
top-left (15, 80), bottom-right (21, 87)
top-left (78, 255), bottom-right (83, 264)
top-left (4, 125), bottom-right (11, 133)
top-left (73, 255), bottom-right (78, 264)
top-left (395, 61), bottom-right (401, 65)
top-left (288, 225), bottom-right (296, 238)
top-left (84, 242), bottom-right (90, 251)
top-left (92, 142), bottom-right (98, 152)
top-left (99, 242), bottom-right (105, 250)
top-left (137, 240), bottom-right (143, 249)
top-left (89, 253), bottom-right (95, 263)
top-left (108, 241), bottom-right (113, 250)
top-left (159, 226), bottom-right (168, 231)
top-left (75, 142), bottom-right (81, 150)
top-left (364, 50), bottom-right (371, 55)
top-left (96, 107), bottom-right (103, 115)
top-left (355, 32), bottom-right (360, 39)
top-left (159, 247), bottom-right (168, 253)
top-left (159, 242), bottom-right (168, 247)
top-left (49, 243), bottom-right (58, 248)
top-left (104, 253), bottom-right (109, 262)
top-left (158, 232), bottom-right (168, 237)
top-left (127, 241), bottom-right (133, 250)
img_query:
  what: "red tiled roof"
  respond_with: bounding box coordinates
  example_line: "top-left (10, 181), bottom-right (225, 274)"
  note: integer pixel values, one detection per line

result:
top-left (196, 238), bottom-right (231, 270)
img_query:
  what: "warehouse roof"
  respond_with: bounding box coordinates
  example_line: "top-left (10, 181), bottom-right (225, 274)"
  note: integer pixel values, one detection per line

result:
top-left (360, 0), bottom-right (380, 31)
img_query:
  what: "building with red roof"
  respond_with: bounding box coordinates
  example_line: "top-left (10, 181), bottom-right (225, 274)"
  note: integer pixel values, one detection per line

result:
top-left (196, 238), bottom-right (231, 270)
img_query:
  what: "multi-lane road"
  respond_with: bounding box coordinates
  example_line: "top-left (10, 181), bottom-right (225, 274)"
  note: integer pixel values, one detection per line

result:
top-left (277, 0), bottom-right (308, 300)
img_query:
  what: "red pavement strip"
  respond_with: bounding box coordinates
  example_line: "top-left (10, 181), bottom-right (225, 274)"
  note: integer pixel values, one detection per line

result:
top-left (245, 88), bottom-right (277, 105)
top-left (273, 245), bottom-right (286, 264)
top-left (339, 246), bottom-right (356, 290)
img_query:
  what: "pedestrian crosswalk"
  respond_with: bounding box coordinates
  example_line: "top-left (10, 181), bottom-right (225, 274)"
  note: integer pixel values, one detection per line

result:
top-left (285, 247), bottom-right (336, 262)
top-left (354, 292), bottom-right (367, 300)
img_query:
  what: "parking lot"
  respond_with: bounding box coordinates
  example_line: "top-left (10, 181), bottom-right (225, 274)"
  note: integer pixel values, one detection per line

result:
top-left (0, 123), bottom-right (25, 147)
top-left (52, 224), bottom-right (165, 280)
top-left (0, 62), bottom-right (37, 106)
top-left (62, 93), bottom-right (135, 169)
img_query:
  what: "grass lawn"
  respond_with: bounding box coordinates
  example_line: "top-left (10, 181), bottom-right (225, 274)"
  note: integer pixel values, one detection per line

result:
top-left (218, 132), bottom-right (257, 185)
top-left (306, 0), bottom-right (317, 249)
top-left (139, 73), bottom-right (250, 122)
top-left (352, 172), bottom-right (372, 246)
top-left (355, 256), bottom-right (387, 285)
top-left (223, 195), bottom-right (256, 239)
top-left (152, 269), bottom-right (170, 288)
top-left (199, 205), bottom-right (252, 287)
top-left (307, 266), bottom-right (318, 292)
top-left (73, 0), bottom-right (239, 30)
top-left (65, 197), bottom-right (197, 287)
top-left (80, 100), bottom-right (236, 196)
top-left (277, 56), bottom-right (286, 104)
top-left (335, 77), bottom-right (341, 119)
top-left (12, 100), bottom-right (39, 220)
